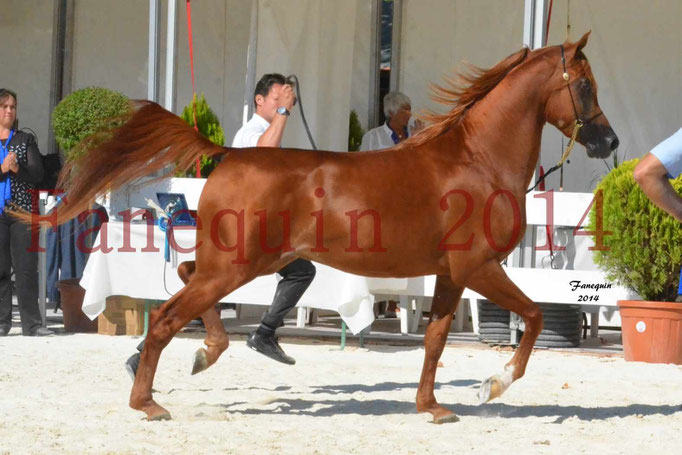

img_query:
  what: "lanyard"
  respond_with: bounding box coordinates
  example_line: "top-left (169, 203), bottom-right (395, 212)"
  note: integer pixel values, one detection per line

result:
top-left (0, 130), bottom-right (15, 157)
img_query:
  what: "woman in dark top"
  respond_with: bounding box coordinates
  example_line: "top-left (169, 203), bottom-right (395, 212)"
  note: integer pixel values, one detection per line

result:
top-left (0, 88), bottom-right (52, 336)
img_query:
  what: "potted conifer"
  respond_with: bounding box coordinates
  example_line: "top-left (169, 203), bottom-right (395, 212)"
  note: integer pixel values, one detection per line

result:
top-left (348, 110), bottom-right (364, 152)
top-left (590, 158), bottom-right (682, 363)
top-left (51, 87), bottom-right (132, 332)
top-left (176, 94), bottom-right (225, 178)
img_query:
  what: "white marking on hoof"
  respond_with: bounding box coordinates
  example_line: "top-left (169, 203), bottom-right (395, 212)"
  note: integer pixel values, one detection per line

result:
top-left (500, 364), bottom-right (515, 388)
top-left (478, 365), bottom-right (515, 404)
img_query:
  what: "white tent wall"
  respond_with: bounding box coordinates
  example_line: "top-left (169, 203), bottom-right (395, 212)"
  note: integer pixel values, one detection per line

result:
top-left (39, 0), bottom-right (362, 153)
top-left (4, 1), bottom-right (682, 170)
top-left (350, 0), bottom-right (373, 133)
top-left (176, 0), bottom-right (364, 150)
top-left (0, 0), bottom-right (56, 154)
top-left (539, 0), bottom-right (682, 193)
top-left (174, 0), bottom-right (252, 144)
top-left (398, 0), bottom-right (524, 119)
top-left (70, 1), bottom-right (149, 100)
top-left (69, 0), bottom-right (253, 145)
top-left (255, 0), bottom-right (358, 151)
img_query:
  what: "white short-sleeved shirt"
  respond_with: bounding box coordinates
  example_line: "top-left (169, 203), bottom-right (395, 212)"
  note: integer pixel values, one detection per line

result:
top-left (650, 127), bottom-right (682, 178)
top-left (231, 113), bottom-right (270, 148)
top-left (359, 123), bottom-right (408, 151)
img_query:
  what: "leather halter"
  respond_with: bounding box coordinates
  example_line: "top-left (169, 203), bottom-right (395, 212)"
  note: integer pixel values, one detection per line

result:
top-left (559, 44), bottom-right (604, 125)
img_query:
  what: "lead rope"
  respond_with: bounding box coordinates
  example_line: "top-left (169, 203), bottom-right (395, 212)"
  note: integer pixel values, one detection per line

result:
top-left (558, 119), bottom-right (583, 166)
top-left (286, 75), bottom-right (317, 150)
top-left (186, 0), bottom-right (201, 177)
top-left (527, 119), bottom-right (582, 193)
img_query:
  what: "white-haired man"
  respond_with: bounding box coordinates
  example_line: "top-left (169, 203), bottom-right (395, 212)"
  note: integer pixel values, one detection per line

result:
top-left (360, 91), bottom-right (422, 152)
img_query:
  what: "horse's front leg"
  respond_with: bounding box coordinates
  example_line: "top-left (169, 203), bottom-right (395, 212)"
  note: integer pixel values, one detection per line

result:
top-left (416, 274), bottom-right (463, 424)
top-left (466, 260), bottom-right (543, 403)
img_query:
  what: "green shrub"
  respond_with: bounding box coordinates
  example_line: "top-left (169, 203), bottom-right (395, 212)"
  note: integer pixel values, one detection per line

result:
top-left (178, 94), bottom-right (225, 178)
top-left (590, 159), bottom-right (682, 301)
top-left (348, 110), bottom-right (365, 152)
top-left (52, 87), bottom-right (132, 161)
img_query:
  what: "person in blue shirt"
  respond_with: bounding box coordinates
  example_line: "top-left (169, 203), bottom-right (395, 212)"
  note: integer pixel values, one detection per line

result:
top-left (634, 128), bottom-right (682, 221)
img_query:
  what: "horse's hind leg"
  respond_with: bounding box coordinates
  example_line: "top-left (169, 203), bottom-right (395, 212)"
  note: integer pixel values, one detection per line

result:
top-left (416, 275), bottom-right (464, 424)
top-left (129, 275), bottom-right (235, 420)
top-left (466, 261), bottom-right (543, 403)
top-left (177, 261), bottom-right (229, 375)
top-left (192, 306), bottom-right (229, 375)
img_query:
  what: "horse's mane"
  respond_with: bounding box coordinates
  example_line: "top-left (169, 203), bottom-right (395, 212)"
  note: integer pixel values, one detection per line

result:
top-left (394, 46), bottom-right (530, 151)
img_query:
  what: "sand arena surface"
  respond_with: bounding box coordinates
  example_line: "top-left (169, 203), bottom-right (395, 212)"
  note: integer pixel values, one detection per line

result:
top-left (2, 332), bottom-right (682, 454)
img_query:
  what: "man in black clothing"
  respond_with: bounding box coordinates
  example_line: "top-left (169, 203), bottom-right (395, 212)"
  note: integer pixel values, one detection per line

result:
top-left (244, 259), bottom-right (316, 365)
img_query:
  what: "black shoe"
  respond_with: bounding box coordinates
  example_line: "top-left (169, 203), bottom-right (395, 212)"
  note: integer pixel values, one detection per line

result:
top-left (125, 352), bottom-right (140, 381)
top-left (246, 331), bottom-right (295, 365)
top-left (27, 327), bottom-right (54, 337)
top-left (0, 326), bottom-right (9, 337)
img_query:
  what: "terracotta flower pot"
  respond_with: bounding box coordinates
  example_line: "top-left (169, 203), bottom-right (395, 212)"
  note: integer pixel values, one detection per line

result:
top-left (57, 278), bottom-right (98, 333)
top-left (618, 300), bottom-right (682, 364)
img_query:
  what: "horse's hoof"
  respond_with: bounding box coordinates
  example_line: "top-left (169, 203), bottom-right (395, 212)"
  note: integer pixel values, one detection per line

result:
top-left (191, 348), bottom-right (209, 375)
top-left (432, 412), bottom-right (460, 424)
top-left (147, 411), bottom-right (172, 421)
top-left (418, 403), bottom-right (459, 424)
top-left (478, 375), bottom-right (504, 404)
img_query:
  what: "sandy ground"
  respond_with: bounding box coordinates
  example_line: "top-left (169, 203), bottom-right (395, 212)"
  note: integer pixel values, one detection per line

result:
top-left (1, 331), bottom-right (682, 455)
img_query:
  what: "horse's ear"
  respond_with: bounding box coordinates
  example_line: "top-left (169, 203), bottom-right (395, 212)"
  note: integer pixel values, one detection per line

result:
top-left (563, 31), bottom-right (591, 61)
top-left (575, 31), bottom-right (591, 53)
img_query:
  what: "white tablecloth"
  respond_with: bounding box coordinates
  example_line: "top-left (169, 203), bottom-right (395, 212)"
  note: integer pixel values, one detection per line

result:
top-left (80, 222), bottom-right (429, 333)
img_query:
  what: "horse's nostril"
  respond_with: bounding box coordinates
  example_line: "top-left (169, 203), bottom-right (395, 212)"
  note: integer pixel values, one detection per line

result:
top-left (609, 136), bottom-right (620, 151)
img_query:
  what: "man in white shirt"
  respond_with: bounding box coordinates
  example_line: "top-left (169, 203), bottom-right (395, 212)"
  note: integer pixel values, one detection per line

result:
top-left (232, 74), bottom-right (296, 148)
top-left (233, 73), bottom-right (316, 365)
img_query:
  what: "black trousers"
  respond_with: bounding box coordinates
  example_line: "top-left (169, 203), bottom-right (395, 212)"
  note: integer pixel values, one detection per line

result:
top-left (136, 258), bottom-right (316, 352)
top-left (258, 258), bottom-right (316, 336)
top-left (0, 212), bottom-right (41, 334)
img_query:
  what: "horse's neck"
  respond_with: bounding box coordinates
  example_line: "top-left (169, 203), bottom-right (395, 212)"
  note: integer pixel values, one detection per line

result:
top-left (463, 66), bottom-right (550, 193)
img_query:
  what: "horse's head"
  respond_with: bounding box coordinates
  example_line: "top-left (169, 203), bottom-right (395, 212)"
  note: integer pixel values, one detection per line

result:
top-left (545, 32), bottom-right (618, 159)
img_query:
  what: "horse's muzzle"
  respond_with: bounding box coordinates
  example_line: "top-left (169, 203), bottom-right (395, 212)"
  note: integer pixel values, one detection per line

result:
top-left (581, 123), bottom-right (618, 159)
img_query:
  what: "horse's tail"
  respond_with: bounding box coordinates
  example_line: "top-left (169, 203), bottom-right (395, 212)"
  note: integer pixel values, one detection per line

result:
top-left (12, 101), bottom-right (226, 225)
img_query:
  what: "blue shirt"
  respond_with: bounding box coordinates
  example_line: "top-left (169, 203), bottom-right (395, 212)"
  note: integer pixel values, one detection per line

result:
top-left (650, 127), bottom-right (682, 178)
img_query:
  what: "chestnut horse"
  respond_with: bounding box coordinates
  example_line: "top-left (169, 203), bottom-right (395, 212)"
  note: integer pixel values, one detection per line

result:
top-left (23, 32), bottom-right (618, 423)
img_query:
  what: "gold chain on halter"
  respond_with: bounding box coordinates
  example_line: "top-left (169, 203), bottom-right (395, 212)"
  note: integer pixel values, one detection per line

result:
top-left (557, 119), bottom-right (583, 167)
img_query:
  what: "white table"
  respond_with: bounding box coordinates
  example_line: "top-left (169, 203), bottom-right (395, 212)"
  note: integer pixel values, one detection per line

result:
top-left (80, 221), bottom-right (435, 334)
